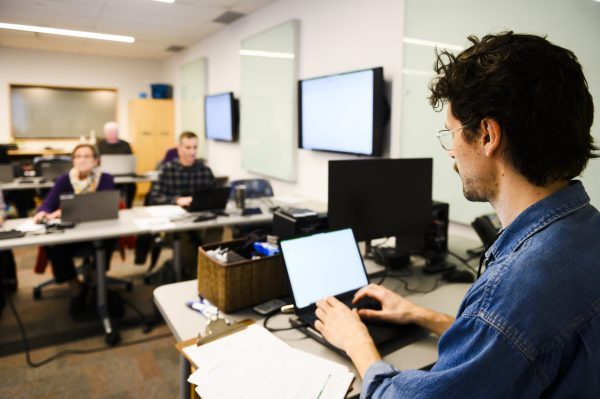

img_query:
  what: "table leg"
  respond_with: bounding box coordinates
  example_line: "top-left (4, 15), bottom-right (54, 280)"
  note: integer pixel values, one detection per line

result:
top-left (94, 240), bottom-right (120, 346)
top-left (173, 232), bottom-right (182, 281)
top-left (180, 354), bottom-right (191, 399)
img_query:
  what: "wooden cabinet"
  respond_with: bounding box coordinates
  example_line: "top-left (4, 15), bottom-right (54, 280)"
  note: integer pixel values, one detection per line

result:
top-left (128, 99), bottom-right (175, 172)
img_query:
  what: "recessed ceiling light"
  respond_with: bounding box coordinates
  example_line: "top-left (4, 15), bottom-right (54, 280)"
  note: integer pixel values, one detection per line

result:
top-left (0, 22), bottom-right (135, 43)
top-left (153, 0), bottom-right (176, 3)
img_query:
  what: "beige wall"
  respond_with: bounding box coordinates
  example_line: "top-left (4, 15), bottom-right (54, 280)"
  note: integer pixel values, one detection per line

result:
top-left (0, 46), bottom-right (165, 149)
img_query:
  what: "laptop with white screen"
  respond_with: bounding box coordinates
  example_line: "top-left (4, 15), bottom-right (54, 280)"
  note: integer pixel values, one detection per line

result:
top-left (280, 228), bottom-right (422, 350)
top-left (99, 155), bottom-right (136, 176)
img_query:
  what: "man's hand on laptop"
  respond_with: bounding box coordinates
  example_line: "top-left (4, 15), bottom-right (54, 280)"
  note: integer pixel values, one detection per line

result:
top-left (354, 284), bottom-right (455, 337)
top-left (353, 284), bottom-right (420, 325)
top-left (175, 196), bottom-right (193, 207)
top-left (315, 296), bottom-right (381, 379)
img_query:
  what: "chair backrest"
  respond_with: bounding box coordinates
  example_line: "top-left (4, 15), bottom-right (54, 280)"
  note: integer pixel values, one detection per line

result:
top-left (33, 156), bottom-right (72, 179)
top-left (229, 179), bottom-right (274, 199)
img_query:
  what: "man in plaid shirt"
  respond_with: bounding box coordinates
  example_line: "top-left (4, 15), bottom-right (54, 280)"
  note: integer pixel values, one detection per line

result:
top-left (149, 131), bottom-right (215, 205)
top-left (147, 131), bottom-right (219, 277)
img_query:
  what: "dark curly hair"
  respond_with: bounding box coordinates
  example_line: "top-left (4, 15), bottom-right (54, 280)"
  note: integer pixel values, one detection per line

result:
top-left (429, 32), bottom-right (596, 186)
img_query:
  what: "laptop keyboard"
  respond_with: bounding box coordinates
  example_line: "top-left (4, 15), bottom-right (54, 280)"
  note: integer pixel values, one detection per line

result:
top-left (301, 296), bottom-right (380, 326)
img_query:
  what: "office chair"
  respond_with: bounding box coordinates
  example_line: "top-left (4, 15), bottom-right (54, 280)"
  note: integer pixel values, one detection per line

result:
top-left (33, 246), bottom-right (133, 300)
top-left (32, 198), bottom-right (133, 300)
top-left (229, 178), bottom-right (274, 199)
top-left (228, 178), bottom-right (274, 238)
top-left (33, 155), bottom-right (72, 179)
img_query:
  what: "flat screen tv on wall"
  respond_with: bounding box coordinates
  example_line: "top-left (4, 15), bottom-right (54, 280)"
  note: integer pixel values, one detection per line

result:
top-left (298, 67), bottom-right (385, 156)
top-left (204, 92), bottom-right (238, 142)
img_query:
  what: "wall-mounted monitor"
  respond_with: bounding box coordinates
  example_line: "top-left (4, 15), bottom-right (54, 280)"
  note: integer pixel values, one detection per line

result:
top-left (299, 67), bottom-right (385, 156)
top-left (204, 92), bottom-right (238, 142)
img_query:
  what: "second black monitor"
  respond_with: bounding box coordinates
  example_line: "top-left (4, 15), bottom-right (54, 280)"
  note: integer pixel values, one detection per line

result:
top-left (328, 158), bottom-right (433, 255)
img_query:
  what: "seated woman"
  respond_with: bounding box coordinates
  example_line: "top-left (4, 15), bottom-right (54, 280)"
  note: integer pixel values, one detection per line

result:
top-left (33, 144), bottom-right (116, 317)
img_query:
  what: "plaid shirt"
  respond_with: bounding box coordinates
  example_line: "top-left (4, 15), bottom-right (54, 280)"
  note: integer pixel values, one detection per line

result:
top-left (149, 160), bottom-right (215, 205)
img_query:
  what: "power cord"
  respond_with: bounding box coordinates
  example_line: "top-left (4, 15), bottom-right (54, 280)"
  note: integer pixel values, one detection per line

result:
top-left (446, 250), bottom-right (479, 274)
top-left (3, 288), bottom-right (172, 368)
top-left (395, 276), bottom-right (442, 294)
top-left (263, 309), bottom-right (307, 332)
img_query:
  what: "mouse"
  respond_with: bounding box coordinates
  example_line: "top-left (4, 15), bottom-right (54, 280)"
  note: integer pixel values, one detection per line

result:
top-left (442, 270), bottom-right (475, 283)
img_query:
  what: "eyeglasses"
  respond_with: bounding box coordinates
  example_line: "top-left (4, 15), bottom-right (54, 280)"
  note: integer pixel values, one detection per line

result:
top-left (436, 124), bottom-right (470, 151)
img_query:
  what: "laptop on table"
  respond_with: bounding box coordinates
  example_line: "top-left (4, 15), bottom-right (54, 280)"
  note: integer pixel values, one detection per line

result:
top-left (99, 154), bottom-right (137, 177)
top-left (60, 190), bottom-right (120, 223)
top-left (187, 186), bottom-right (231, 214)
top-left (280, 228), bottom-right (425, 354)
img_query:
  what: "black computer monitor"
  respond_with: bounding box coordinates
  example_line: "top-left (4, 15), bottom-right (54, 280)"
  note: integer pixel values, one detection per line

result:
top-left (204, 92), bottom-right (238, 142)
top-left (328, 158), bottom-right (433, 267)
top-left (299, 67), bottom-right (385, 156)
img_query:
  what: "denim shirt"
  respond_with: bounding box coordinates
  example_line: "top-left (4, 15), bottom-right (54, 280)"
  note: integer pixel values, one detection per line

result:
top-left (361, 181), bottom-right (600, 398)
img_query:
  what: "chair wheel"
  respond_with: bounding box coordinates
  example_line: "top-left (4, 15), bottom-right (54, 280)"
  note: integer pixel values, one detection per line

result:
top-left (126, 282), bottom-right (133, 292)
top-left (105, 331), bottom-right (121, 346)
top-left (33, 288), bottom-right (42, 300)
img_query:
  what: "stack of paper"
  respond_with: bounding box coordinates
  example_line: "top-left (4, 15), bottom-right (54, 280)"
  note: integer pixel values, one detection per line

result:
top-left (183, 324), bottom-right (354, 399)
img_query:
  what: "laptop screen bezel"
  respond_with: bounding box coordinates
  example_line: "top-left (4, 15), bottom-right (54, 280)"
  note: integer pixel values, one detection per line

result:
top-left (279, 227), bottom-right (370, 314)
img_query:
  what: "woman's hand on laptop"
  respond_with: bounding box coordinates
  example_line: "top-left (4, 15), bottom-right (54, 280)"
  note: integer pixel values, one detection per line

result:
top-left (315, 296), bottom-right (381, 378)
top-left (354, 284), bottom-right (455, 336)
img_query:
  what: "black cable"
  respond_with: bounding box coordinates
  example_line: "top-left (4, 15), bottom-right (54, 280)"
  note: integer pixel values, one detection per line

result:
top-left (263, 311), bottom-right (307, 332)
top-left (395, 277), bottom-right (442, 294)
top-left (373, 262), bottom-right (388, 285)
top-left (446, 250), bottom-right (478, 274)
top-left (3, 289), bottom-right (172, 368)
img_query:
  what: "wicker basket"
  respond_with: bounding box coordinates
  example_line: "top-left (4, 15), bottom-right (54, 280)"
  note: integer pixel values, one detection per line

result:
top-left (197, 239), bottom-right (289, 313)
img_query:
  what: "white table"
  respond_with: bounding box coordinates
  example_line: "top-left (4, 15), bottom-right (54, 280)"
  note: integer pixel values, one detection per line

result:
top-left (1, 202), bottom-right (276, 344)
top-left (154, 244), bottom-right (475, 399)
top-left (1, 212), bottom-right (146, 344)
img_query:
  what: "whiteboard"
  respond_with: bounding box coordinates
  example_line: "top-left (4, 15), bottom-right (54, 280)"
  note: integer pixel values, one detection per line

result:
top-left (10, 85), bottom-right (117, 139)
top-left (240, 20), bottom-right (299, 182)
top-left (401, 0), bottom-right (600, 224)
top-left (180, 58), bottom-right (207, 156)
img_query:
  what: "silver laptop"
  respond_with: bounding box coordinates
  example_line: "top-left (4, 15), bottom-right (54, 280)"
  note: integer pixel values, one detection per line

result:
top-left (60, 191), bottom-right (120, 223)
top-left (0, 164), bottom-right (14, 183)
top-left (280, 228), bottom-right (423, 352)
top-left (99, 155), bottom-right (136, 176)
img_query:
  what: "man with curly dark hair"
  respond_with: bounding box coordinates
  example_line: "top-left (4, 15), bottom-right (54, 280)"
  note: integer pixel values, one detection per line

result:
top-left (315, 32), bottom-right (600, 398)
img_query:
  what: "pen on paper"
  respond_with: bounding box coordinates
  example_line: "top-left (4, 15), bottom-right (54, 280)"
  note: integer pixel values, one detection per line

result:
top-left (316, 374), bottom-right (331, 399)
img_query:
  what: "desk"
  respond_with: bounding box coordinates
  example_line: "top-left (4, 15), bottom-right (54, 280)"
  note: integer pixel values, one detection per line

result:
top-left (127, 198), bottom-right (278, 281)
top-left (154, 236), bottom-right (477, 399)
top-left (0, 172), bottom-right (158, 192)
top-left (1, 212), bottom-right (145, 344)
top-left (1, 202), bottom-right (277, 344)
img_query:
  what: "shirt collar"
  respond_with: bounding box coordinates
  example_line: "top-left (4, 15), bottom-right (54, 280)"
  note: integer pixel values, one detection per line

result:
top-left (486, 180), bottom-right (589, 261)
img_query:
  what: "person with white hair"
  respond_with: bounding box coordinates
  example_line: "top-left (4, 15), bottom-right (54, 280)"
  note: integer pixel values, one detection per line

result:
top-left (97, 121), bottom-right (136, 207)
top-left (97, 121), bottom-right (132, 155)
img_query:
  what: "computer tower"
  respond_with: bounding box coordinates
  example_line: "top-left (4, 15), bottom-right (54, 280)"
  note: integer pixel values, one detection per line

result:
top-left (273, 209), bottom-right (328, 240)
top-left (424, 201), bottom-right (449, 254)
